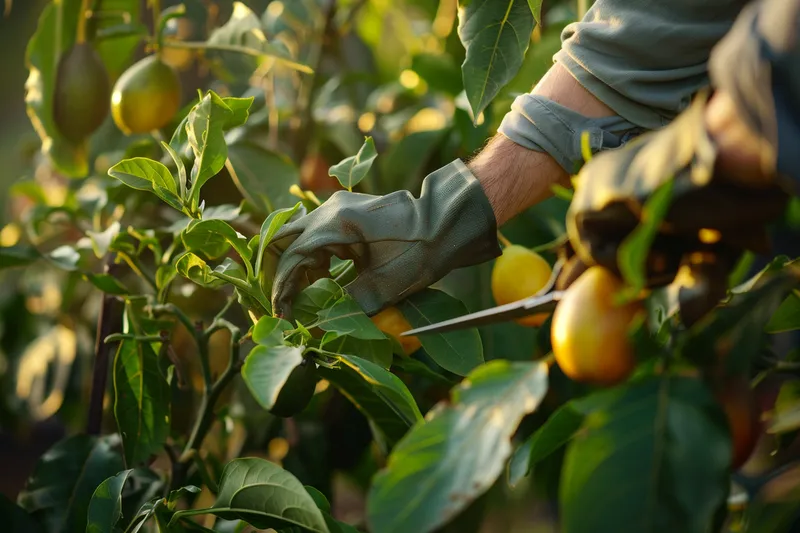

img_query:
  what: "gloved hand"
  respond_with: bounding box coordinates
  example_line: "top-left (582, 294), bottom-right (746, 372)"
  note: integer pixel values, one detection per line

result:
top-left (567, 95), bottom-right (791, 289)
top-left (269, 160), bottom-right (501, 317)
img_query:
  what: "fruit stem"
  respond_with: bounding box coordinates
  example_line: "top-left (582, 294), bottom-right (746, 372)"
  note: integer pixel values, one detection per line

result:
top-left (76, 0), bottom-right (91, 44)
top-left (151, 0), bottom-right (162, 54)
top-left (496, 230), bottom-right (513, 249)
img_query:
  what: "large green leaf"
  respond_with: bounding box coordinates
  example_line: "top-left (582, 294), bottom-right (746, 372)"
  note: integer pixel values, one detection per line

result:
top-left (329, 137), bottom-right (378, 191)
top-left (183, 219), bottom-right (251, 263)
top-left (560, 376), bottom-right (731, 533)
top-left (507, 401), bottom-right (585, 487)
top-left (397, 289), bottom-right (483, 376)
top-left (114, 338), bottom-right (170, 466)
top-left (252, 316), bottom-right (293, 347)
top-left (291, 278), bottom-right (344, 325)
top-left (319, 354), bottom-right (422, 446)
top-left (86, 470), bottom-right (132, 533)
top-left (174, 458), bottom-right (329, 532)
top-left (25, 0), bottom-right (88, 177)
top-left (367, 360), bottom-right (548, 533)
top-left (94, 0), bottom-right (143, 79)
top-left (766, 290), bottom-right (800, 333)
top-left (315, 297), bottom-right (385, 340)
top-left (17, 435), bottom-right (125, 533)
top-left (0, 245), bottom-right (40, 269)
top-left (322, 332), bottom-right (393, 370)
top-left (186, 93), bottom-right (241, 207)
top-left (0, 494), bottom-right (45, 533)
top-left (108, 158), bottom-right (183, 211)
top-left (457, 0), bottom-right (534, 121)
top-left (175, 252), bottom-right (227, 289)
top-left (242, 344), bottom-right (305, 410)
top-left (227, 142), bottom-right (301, 214)
top-left (206, 2), bottom-right (313, 74)
top-left (255, 202), bottom-right (302, 276)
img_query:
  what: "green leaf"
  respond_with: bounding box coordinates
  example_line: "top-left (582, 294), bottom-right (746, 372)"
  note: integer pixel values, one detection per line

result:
top-left (507, 402), bottom-right (585, 487)
top-left (526, 0), bottom-right (543, 24)
top-left (175, 253), bottom-right (226, 289)
top-left (213, 258), bottom-right (249, 287)
top-left (397, 289), bottom-right (484, 376)
top-left (226, 142), bottom-right (301, 214)
top-left (0, 245), bottom-right (40, 269)
top-left (316, 297), bottom-right (385, 340)
top-left (559, 376), bottom-right (731, 533)
top-left (166, 486), bottom-right (202, 510)
top-left (242, 344), bottom-right (305, 410)
top-left (766, 290), bottom-right (800, 333)
top-left (86, 470), bottom-right (132, 533)
top-left (25, 0), bottom-right (88, 177)
top-left (679, 271), bottom-right (797, 373)
top-left (95, 0), bottom-right (143, 79)
top-left (0, 494), bottom-right (45, 533)
top-left (617, 180), bottom-right (674, 295)
top-left (768, 381), bottom-right (800, 434)
top-left (254, 202), bottom-right (303, 275)
top-left (319, 354), bottom-right (422, 446)
top-left (457, 0), bottom-right (535, 121)
top-left (113, 338), bottom-right (171, 466)
top-left (161, 141), bottom-right (188, 199)
top-left (108, 158), bottom-right (183, 211)
top-left (206, 2), bottom-right (313, 74)
top-left (87, 222), bottom-right (121, 258)
top-left (174, 458), bottom-right (329, 532)
top-left (252, 316), bottom-right (293, 347)
top-left (367, 360), bottom-right (548, 533)
top-left (292, 278), bottom-right (345, 325)
top-left (183, 219), bottom-right (251, 263)
top-left (84, 273), bottom-right (130, 295)
top-left (321, 332), bottom-right (393, 370)
top-left (17, 434), bottom-right (125, 533)
top-left (329, 137), bottom-right (378, 190)
top-left (46, 245), bottom-right (83, 271)
top-left (221, 96), bottom-right (255, 128)
top-left (186, 92), bottom-right (237, 207)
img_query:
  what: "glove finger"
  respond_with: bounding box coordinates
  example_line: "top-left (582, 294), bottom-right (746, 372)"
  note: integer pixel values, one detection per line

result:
top-left (271, 239), bottom-right (334, 319)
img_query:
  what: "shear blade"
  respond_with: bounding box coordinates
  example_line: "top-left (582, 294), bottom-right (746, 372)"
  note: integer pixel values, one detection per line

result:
top-left (401, 290), bottom-right (564, 336)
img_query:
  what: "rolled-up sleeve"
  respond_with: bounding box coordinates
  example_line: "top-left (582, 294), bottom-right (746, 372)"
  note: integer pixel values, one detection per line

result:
top-left (555, 0), bottom-right (748, 129)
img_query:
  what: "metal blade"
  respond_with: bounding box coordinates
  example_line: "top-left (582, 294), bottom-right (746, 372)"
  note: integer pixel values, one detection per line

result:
top-left (400, 290), bottom-right (565, 336)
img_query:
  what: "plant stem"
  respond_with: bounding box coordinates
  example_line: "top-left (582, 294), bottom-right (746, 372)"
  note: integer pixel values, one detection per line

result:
top-left (77, 0), bottom-right (91, 44)
top-left (496, 231), bottom-right (512, 248)
top-left (171, 330), bottom-right (242, 491)
top-left (151, 0), bottom-right (162, 52)
top-left (86, 264), bottom-right (124, 435)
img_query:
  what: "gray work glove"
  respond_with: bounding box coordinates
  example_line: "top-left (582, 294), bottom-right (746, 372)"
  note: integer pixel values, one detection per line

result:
top-left (269, 160), bottom-right (501, 317)
top-left (567, 95), bottom-right (791, 289)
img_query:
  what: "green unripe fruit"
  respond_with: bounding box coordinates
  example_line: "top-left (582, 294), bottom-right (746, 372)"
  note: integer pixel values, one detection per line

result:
top-left (269, 360), bottom-right (318, 418)
top-left (53, 43), bottom-right (111, 142)
top-left (111, 55), bottom-right (181, 135)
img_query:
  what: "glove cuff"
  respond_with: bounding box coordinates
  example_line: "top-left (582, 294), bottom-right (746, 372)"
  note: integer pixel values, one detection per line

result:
top-left (497, 94), bottom-right (643, 174)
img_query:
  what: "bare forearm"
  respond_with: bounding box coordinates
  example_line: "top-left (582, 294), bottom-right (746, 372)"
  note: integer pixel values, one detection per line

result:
top-left (468, 63), bottom-right (615, 226)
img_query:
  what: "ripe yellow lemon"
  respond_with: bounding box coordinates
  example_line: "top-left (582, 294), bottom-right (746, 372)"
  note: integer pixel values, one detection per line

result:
top-left (491, 245), bottom-right (553, 327)
top-left (111, 55), bottom-right (181, 135)
top-left (371, 307), bottom-right (422, 355)
top-left (551, 266), bottom-right (643, 385)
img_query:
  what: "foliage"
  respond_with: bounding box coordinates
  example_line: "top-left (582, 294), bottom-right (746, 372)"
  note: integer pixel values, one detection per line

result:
top-left (1, 1), bottom-right (799, 533)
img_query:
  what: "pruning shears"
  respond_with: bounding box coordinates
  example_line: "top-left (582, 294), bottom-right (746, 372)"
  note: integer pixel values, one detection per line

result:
top-left (400, 258), bottom-right (567, 337)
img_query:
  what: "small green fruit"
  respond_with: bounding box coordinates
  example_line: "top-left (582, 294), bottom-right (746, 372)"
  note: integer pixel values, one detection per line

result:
top-left (53, 43), bottom-right (111, 142)
top-left (269, 360), bottom-right (318, 418)
top-left (111, 55), bottom-right (181, 135)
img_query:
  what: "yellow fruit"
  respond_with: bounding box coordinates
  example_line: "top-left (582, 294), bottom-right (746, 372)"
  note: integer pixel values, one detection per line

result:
top-left (491, 245), bottom-right (553, 327)
top-left (111, 55), bottom-right (181, 135)
top-left (551, 266), bottom-right (644, 385)
top-left (371, 307), bottom-right (422, 355)
top-left (54, 43), bottom-right (110, 142)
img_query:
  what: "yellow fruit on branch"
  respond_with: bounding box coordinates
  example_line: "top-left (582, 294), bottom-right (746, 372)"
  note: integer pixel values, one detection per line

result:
top-left (371, 307), bottom-right (422, 355)
top-left (491, 245), bottom-right (553, 327)
top-left (551, 266), bottom-right (644, 385)
top-left (111, 55), bottom-right (181, 135)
